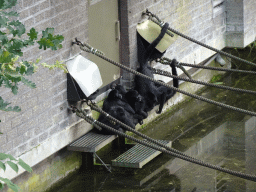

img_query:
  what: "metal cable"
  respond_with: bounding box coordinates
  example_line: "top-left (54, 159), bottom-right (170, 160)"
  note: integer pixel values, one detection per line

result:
top-left (77, 110), bottom-right (256, 182)
top-left (147, 14), bottom-right (256, 67)
top-left (151, 67), bottom-right (256, 95)
top-left (157, 57), bottom-right (256, 74)
top-left (178, 62), bottom-right (256, 74)
top-left (79, 43), bottom-right (256, 117)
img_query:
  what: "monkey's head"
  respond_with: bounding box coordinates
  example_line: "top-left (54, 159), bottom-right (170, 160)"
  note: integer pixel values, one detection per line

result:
top-left (108, 89), bottom-right (122, 100)
top-left (115, 84), bottom-right (127, 95)
top-left (111, 83), bottom-right (117, 89)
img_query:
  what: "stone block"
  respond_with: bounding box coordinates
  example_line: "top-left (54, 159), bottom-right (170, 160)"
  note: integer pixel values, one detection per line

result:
top-left (40, 0), bottom-right (50, 11)
top-left (13, 135), bottom-right (24, 148)
top-left (39, 132), bottom-right (49, 143)
top-left (23, 0), bottom-right (34, 8)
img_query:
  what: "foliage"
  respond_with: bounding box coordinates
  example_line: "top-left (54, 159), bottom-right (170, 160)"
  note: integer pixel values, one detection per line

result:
top-left (0, 153), bottom-right (32, 192)
top-left (0, 0), bottom-right (65, 191)
top-left (226, 40), bottom-right (256, 70)
top-left (0, 0), bottom-right (66, 116)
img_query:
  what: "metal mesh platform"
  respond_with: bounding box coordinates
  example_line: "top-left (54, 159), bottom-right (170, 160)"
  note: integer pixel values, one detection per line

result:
top-left (112, 140), bottom-right (172, 168)
top-left (67, 132), bottom-right (117, 152)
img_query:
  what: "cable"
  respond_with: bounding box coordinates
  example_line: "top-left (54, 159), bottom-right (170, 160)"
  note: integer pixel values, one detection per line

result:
top-left (75, 109), bottom-right (256, 182)
top-left (151, 67), bottom-right (256, 95)
top-left (156, 57), bottom-right (256, 74)
top-left (77, 42), bottom-right (256, 117)
top-left (148, 16), bottom-right (256, 67)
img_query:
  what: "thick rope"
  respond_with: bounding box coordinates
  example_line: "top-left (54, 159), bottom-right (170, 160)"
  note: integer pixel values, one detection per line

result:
top-left (78, 43), bottom-right (256, 117)
top-left (74, 106), bottom-right (256, 182)
top-left (151, 67), bottom-right (256, 95)
top-left (147, 11), bottom-right (256, 67)
top-left (157, 57), bottom-right (256, 74)
top-left (151, 17), bottom-right (256, 67)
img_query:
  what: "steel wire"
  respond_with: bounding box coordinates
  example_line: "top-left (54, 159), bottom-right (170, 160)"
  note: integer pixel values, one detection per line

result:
top-left (151, 67), bottom-right (256, 95)
top-left (75, 108), bottom-right (256, 182)
top-left (79, 43), bottom-right (256, 117)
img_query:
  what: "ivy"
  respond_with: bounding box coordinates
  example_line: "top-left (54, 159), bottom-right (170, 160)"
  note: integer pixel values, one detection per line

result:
top-left (0, 153), bottom-right (32, 192)
top-left (0, 0), bottom-right (66, 113)
top-left (0, 0), bottom-right (66, 191)
top-left (38, 28), bottom-right (64, 50)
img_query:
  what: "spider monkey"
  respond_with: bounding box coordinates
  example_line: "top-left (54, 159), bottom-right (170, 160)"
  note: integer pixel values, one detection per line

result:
top-left (115, 84), bottom-right (148, 125)
top-left (97, 88), bottom-right (136, 135)
top-left (155, 59), bottom-right (179, 114)
top-left (135, 22), bottom-right (169, 112)
top-left (102, 89), bottom-right (135, 115)
top-left (125, 89), bottom-right (148, 124)
top-left (96, 105), bottom-right (135, 135)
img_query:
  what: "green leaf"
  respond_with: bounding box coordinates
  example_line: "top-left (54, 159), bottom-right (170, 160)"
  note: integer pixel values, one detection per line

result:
top-left (12, 106), bottom-right (21, 112)
top-left (27, 28), bottom-right (38, 41)
top-left (0, 182), bottom-right (4, 190)
top-left (0, 51), bottom-right (14, 63)
top-left (2, 11), bottom-right (19, 17)
top-left (7, 182), bottom-right (20, 192)
top-left (38, 28), bottom-right (64, 50)
top-left (37, 38), bottom-right (53, 50)
top-left (19, 65), bottom-right (27, 75)
top-left (11, 85), bottom-right (18, 95)
top-left (0, 161), bottom-right (6, 171)
top-left (0, 0), bottom-right (17, 10)
top-left (7, 39), bottom-right (24, 56)
top-left (0, 15), bottom-right (9, 28)
top-left (9, 20), bottom-right (25, 37)
top-left (0, 97), bottom-right (21, 112)
top-left (42, 28), bottom-right (54, 38)
top-left (0, 153), bottom-right (9, 160)
top-left (0, 32), bottom-right (8, 46)
top-left (18, 159), bottom-right (32, 173)
top-left (0, 177), bottom-right (20, 192)
top-left (22, 61), bottom-right (35, 76)
top-left (21, 77), bottom-right (36, 89)
top-left (7, 154), bottom-right (17, 161)
top-left (7, 161), bottom-right (18, 173)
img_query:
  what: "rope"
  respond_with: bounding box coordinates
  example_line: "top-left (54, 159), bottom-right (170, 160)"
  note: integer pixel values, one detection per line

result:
top-left (146, 11), bottom-right (256, 67)
top-left (78, 42), bottom-right (256, 117)
top-left (144, 9), bottom-right (175, 38)
top-left (151, 67), bottom-right (256, 95)
top-left (75, 109), bottom-right (102, 131)
top-left (73, 106), bottom-right (256, 182)
top-left (157, 57), bottom-right (256, 74)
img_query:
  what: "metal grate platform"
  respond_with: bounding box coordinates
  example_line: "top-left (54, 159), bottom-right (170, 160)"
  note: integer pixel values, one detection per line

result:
top-left (112, 140), bottom-right (172, 168)
top-left (67, 132), bottom-right (117, 152)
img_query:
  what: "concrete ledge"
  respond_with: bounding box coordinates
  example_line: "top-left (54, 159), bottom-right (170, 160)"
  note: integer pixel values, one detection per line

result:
top-left (0, 119), bottom-right (92, 181)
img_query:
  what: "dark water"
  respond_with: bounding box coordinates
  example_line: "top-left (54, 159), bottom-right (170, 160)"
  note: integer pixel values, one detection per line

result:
top-left (49, 71), bottom-right (256, 192)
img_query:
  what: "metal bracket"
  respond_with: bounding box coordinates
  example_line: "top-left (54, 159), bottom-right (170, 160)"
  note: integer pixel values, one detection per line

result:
top-left (94, 152), bottom-right (112, 173)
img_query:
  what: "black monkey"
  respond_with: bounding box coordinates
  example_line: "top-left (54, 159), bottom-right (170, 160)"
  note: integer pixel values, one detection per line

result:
top-left (96, 105), bottom-right (135, 135)
top-left (96, 88), bottom-right (137, 135)
top-left (125, 89), bottom-right (148, 124)
top-left (155, 59), bottom-right (179, 114)
top-left (102, 89), bottom-right (135, 115)
top-left (114, 84), bottom-right (127, 96)
top-left (115, 84), bottom-right (147, 125)
top-left (135, 22), bottom-right (169, 112)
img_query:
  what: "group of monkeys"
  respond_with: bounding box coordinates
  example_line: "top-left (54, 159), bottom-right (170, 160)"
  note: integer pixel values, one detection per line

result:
top-left (96, 23), bottom-right (179, 135)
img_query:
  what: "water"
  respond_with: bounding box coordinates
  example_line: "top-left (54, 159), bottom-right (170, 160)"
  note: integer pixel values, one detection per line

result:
top-left (49, 71), bottom-right (256, 192)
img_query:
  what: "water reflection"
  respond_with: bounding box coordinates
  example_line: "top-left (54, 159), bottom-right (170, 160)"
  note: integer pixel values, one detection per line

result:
top-left (166, 116), bottom-right (256, 191)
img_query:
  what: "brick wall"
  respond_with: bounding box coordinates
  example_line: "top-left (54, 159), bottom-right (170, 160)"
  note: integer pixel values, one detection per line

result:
top-left (0, 0), bottom-right (90, 184)
top-left (244, 0), bottom-right (256, 46)
top-left (226, 0), bottom-right (256, 47)
top-left (0, 0), bottom-right (88, 154)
